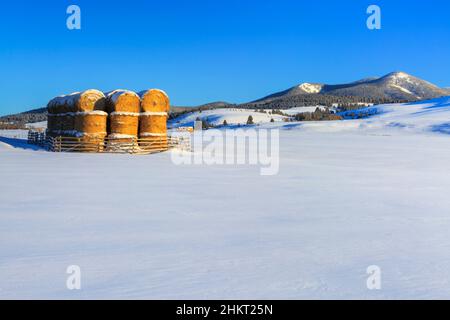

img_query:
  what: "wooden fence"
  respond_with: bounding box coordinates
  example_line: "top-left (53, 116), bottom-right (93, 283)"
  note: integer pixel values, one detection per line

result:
top-left (27, 131), bottom-right (46, 146)
top-left (28, 131), bottom-right (191, 155)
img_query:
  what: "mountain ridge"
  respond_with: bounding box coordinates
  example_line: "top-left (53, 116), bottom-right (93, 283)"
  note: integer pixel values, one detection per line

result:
top-left (253, 72), bottom-right (449, 105)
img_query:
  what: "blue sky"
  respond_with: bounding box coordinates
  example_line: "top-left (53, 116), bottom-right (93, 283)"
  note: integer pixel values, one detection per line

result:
top-left (0, 0), bottom-right (449, 115)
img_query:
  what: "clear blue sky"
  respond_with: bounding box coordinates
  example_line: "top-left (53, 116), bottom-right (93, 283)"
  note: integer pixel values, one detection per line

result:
top-left (1, 0), bottom-right (449, 115)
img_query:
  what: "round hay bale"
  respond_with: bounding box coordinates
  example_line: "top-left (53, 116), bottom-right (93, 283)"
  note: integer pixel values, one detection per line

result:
top-left (74, 111), bottom-right (108, 136)
top-left (106, 90), bottom-right (140, 113)
top-left (139, 114), bottom-right (168, 136)
top-left (61, 113), bottom-right (76, 136)
top-left (109, 113), bottom-right (139, 137)
top-left (51, 114), bottom-right (63, 135)
top-left (76, 89), bottom-right (106, 112)
top-left (48, 90), bottom-right (105, 115)
top-left (48, 92), bottom-right (81, 114)
top-left (139, 89), bottom-right (170, 113)
top-left (47, 97), bottom-right (60, 115)
top-left (139, 114), bottom-right (168, 151)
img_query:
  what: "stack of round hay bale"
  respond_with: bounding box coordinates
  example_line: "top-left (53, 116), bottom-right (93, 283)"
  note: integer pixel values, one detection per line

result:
top-left (138, 89), bottom-right (170, 150)
top-left (105, 90), bottom-right (140, 149)
top-left (72, 90), bottom-right (108, 141)
top-left (47, 90), bottom-right (108, 151)
top-left (47, 93), bottom-right (77, 137)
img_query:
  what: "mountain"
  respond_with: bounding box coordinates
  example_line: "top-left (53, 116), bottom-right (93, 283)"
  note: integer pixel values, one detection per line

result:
top-left (253, 72), bottom-right (449, 105)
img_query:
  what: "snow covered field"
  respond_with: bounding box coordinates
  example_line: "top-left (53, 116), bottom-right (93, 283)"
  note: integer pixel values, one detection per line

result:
top-left (169, 108), bottom-right (288, 127)
top-left (25, 121), bottom-right (47, 129)
top-left (168, 107), bottom-right (330, 128)
top-left (1, 97), bottom-right (450, 299)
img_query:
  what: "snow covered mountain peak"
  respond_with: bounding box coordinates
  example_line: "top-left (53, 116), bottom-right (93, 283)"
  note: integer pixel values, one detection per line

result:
top-left (297, 83), bottom-right (323, 94)
top-left (377, 72), bottom-right (447, 99)
top-left (386, 71), bottom-right (411, 79)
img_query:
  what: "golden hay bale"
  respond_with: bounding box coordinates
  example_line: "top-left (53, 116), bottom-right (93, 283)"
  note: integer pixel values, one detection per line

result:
top-left (139, 89), bottom-right (170, 113)
top-left (139, 114), bottom-right (167, 136)
top-left (48, 92), bottom-right (80, 114)
top-left (106, 90), bottom-right (140, 113)
top-left (74, 111), bottom-right (108, 136)
top-left (109, 113), bottom-right (139, 137)
top-left (48, 90), bottom-right (106, 114)
top-left (139, 114), bottom-right (168, 151)
top-left (76, 89), bottom-right (106, 112)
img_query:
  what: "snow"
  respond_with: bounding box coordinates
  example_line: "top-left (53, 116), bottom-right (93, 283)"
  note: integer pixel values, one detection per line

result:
top-left (169, 108), bottom-right (287, 128)
top-left (0, 129), bottom-right (29, 140)
top-left (138, 89), bottom-right (169, 99)
top-left (48, 92), bottom-right (81, 108)
top-left (26, 121), bottom-right (47, 129)
top-left (48, 90), bottom-right (105, 108)
top-left (1, 97), bottom-right (450, 299)
top-left (390, 71), bottom-right (409, 79)
top-left (140, 112), bottom-right (168, 116)
top-left (335, 96), bottom-right (450, 135)
top-left (139, 132), bottom-right (166, 137)
top-left (298, 83), bottom-right (322, 94)
top-left (75, 111), bottom-right (108, 116)
top-left (110, 112), bottom-right (140, 117)
top-left (107, 133), bottom-right (137, 139)
top-left (390, 84), bottom-right (414, 95)
top-left (281, 106), bottom-right (327, 116)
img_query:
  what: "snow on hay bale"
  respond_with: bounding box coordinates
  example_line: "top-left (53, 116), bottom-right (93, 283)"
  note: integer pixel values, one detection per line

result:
top-left (48, 92), bottom-right (78, 115)
top-left (106, 90), bottom-right (140, 141)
